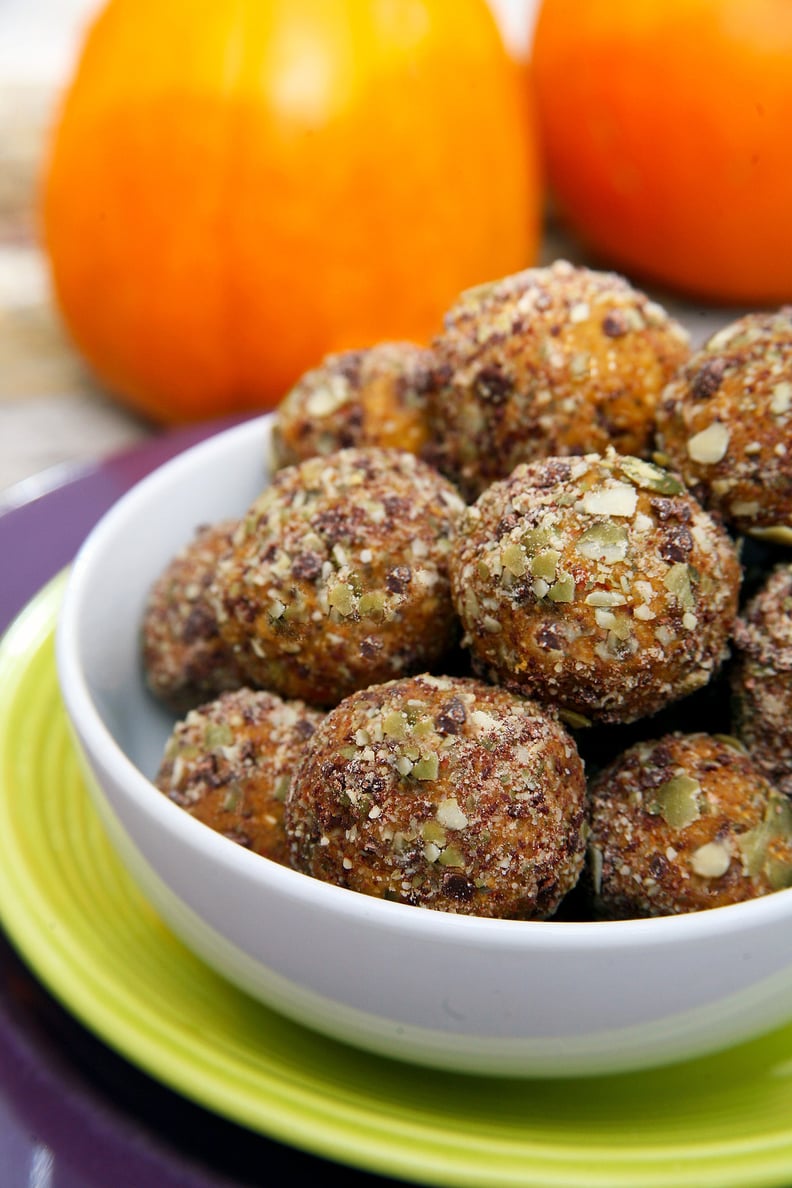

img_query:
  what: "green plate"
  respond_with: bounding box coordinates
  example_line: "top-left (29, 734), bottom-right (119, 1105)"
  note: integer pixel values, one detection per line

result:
top-left (6, 576), bottom-right (792, 1187)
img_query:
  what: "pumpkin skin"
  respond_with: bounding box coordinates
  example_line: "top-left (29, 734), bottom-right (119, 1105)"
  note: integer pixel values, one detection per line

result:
top-left (532, 0), bottom-right (792, 304)
top-left (43, 0), bottom-right (539, 423)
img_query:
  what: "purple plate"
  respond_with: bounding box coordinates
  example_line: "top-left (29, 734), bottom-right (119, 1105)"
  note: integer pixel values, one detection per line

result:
top-left (0, 423), bottom-right (402, 1188)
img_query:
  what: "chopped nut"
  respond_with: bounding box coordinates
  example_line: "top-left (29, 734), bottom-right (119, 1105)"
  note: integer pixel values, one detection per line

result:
top-left (771, 381), bottom-right (792, 415)
top-left (581, 483), bottom-right (638, 518)
top-left (687, 422), bottom-right (729, 464)
top-left (436, 797), bottom-right (468, 830)
top-left (690, 842), bottom-right (731, 878)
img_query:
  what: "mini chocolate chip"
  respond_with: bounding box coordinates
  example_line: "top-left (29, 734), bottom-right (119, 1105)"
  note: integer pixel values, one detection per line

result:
top-left (692, 358), bottom-right (727, 400)
top-left (442, 873), bottom-right (475, 901)
top-left (650, 496), bottom-right (692, 523)
top-left (474, 366), bottom-right (512, 403)
top-left (385, 566), bottom-right (412, 593)
top-left (292, 551), bottom-right (323, 581)
top-left (660, 525), bottom-right (694, 563)
top-left (536, 624), bottom-right (565, 651)
top-left (360, 636), bottom-right (383, 658)
top-left (602, 310), bottom-right (629, 337)
top-left (434, 696), bottom-right (467, 734)
top-left (649, 853), bottom-right (668, 879)
top-left (181, 603), bottom-right (217, 643)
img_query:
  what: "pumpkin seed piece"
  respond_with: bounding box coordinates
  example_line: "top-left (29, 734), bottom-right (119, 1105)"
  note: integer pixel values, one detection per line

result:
top-left (663, 563), bottom-right (695, 610)
top-left (548, 573), bottom-right (575, 603)
top-left (647, 775), bottom-right (701, 829)
top-left (530, 548), bottom-right (561, 581)
top-left (438, 845), bottom-right (465, 868)
top-left (619, 456), bottom-right (683, 495)
top-left (412, 754), bottom-right (439, 781)
top-left (575, 522), bottom-right (629, 563)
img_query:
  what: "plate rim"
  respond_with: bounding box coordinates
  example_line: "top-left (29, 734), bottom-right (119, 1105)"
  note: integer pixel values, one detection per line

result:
top-left (4, 578), bottom-right (792, 1187)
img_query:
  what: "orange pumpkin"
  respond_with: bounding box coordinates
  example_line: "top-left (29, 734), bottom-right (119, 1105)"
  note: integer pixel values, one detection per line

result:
top-left (532, 0), bottom-right (792, 304)
top-left (43, 0), bottom-right (539, 424)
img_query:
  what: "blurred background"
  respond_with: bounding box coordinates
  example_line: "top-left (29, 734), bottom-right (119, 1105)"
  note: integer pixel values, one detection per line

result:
top-left (0, 0), bottom-right (539, 494)
top-left (2, 0), bottom-right (788, 498)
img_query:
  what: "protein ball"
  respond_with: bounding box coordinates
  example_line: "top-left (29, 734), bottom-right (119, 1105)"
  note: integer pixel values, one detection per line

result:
top-left (655, 308), bottom-right (792, 539)
top-left (209, 448), bottom-right (465, 707)
top-left (448, 448), bottom-right (741, 725)
top-left (285, 674), bottom-right (587, 918)
top-left (270, 342), bottom-right (436, 471)
top-left (588, 732), bottom-right (792, 918)
top-left (155, 687), bottom-right (323, 865)
top-left (141, 520), bottom-right (249, 713)
top-left (428, 260), bottom-right (691, 499)
top-left (731, 564), bottom-right (792, 796)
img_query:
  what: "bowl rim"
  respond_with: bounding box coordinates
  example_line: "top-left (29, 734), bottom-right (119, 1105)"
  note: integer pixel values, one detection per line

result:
top-left (55, 412), bottom-right (792, 952)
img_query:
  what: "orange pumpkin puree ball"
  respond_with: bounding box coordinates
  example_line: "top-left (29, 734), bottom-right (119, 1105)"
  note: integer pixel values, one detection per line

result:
top-left (532, 0), bottom-right (792, 304)
top-left (43, 0), bottom-right (539, 424)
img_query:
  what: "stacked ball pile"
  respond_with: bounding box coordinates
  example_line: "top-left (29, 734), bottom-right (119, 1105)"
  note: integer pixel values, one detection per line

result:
top-left (142, 262), bottom-right (792, 920)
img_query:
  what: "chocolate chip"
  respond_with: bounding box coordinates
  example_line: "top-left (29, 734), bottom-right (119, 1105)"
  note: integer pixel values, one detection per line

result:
top-left (692, 358), bottom-right (726, 400)
top-left (385, 566), bottom-right (412, 593)
top-left (181, 603), bottom-right (216, 643)
top-left (292, 551), bottom-right (323, 581)
top-left (442, 873), bottom-right (475, 901)
top-left (660, 525), bottom-right (694, 563)
top-left (602, 310), bottom-right (629, 337)
top-left (474, 366), bottom-right (512, 404)
top-left (434, 696), bottom-right (467, 734)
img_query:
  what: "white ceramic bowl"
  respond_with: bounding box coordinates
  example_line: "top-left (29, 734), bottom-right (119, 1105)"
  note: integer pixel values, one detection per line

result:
top-left (56, 414), bottom-right (792, 1078)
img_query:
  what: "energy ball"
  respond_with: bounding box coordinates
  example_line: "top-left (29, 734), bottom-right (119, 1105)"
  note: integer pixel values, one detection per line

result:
top-left (655, 309), bottom-right (792, 539)
top-left (285, 674), bottom-right (587, 918)
top-left (448, 448), bottom-right (741, 725)
top-left (588, 732), bottom-right (792, 918)
top-left (270, 342), bottom-right (436, 470)
top-left (428, 260), bottom-right (691, 499)
top-left (731, 564), bottom-right (792, 796)
top-left (210, 448), bottom-right (465, 707)
top-left (155, 687), bottom-right (323, 865)
top-left (141, 520), bottom-right (249, 713)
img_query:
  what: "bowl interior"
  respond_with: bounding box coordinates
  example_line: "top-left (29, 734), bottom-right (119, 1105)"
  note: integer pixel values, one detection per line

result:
top-left (69, 416), bottom-right (274, 778)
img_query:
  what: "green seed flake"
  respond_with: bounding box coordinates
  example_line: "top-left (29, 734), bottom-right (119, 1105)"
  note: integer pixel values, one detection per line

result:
top-left (558, 708), bottom-right (593, 729)
top-left (359, 590), bottom-right (385, 616)
top-left (548, 573), bottom-right (576, 603)
top-left (663, 563), bottom-right (695, 610)
top-left (412, 754), bottom-right (439, 781)
top-left (383, 711), bottom-right (407, 739)
top-left (619, 456), bottom-right (684, 495)
top-left (767, 858), bottom-right (792, 891)
top-left (738, 793), bottom-right (792, 879)
top-left (222, 787), bottom-right (241, 812)
top-left (522, 525), bottom-right (552, 552)
top-left (422, 820), bottom-right (447, 845)
top-left (438, 845), bottom-right (465, 868)
top-left (328, 582), bottom-right (357, 616)
top-left (647, 774), bottom-right (702, 829)
top-left (204, 722), bottom-right (233, 749)
top-left (575, 522), bottom-right (629, 563)
top-left (501, 542), bottom-right (527, 577)
top-left (530, 548), bottom-right (561, 581)
top-left (272, 775), bottom-right (291, 803)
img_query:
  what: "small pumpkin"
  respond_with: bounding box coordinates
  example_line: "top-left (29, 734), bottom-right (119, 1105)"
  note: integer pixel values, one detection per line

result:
top-left (43, 0), bottom-right (539, 423)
